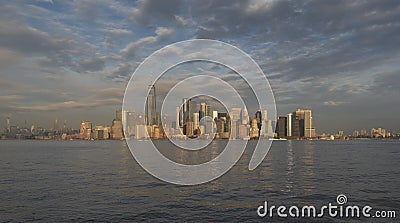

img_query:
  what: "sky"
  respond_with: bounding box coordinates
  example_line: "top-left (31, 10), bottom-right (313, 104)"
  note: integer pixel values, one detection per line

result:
top-left (0, 0), bottom-right (399, 134)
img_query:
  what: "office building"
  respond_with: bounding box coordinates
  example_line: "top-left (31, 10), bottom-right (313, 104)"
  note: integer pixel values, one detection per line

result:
top-left (250, 118), bottom-right (260, 139)
top-left (238, 124), bottom-right (249, 139)
top-left (193, 112), bottom-right (199, 130)
top-left (185, 118), bottom-right (194, 137)
top-left (255, 110), bottom-right (262, 136)
top-left (231, 108), bottom-right (242, 122)
top-left (241, 108), bottom-right (249, 125)
top-left (175, 107), bottom-right (180, 130)
top-left (80, 121), bottom-right (92, 140)
top-left (276, 116), bottom-right (287, 138)
top-left (146, 85), bottom-right (156, 125)
top-left (205, 105), bottom-right (211, 117)
top-left (287, 113), bottom-right (292, 137)
top-left (199, 102), bottom-right (206, 120)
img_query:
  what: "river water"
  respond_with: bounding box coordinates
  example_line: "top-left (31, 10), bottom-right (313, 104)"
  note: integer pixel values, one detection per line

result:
top-left (0, 140), bottom-right (398, 222)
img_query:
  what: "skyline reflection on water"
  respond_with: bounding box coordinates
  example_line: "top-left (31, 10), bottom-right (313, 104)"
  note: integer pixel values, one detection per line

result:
top-left (0, 140), bottom-right (399, 222)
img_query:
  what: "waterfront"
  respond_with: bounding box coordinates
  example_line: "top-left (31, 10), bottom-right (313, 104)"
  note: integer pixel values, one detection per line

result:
top-left (0, 140), bottom-right (398, 222)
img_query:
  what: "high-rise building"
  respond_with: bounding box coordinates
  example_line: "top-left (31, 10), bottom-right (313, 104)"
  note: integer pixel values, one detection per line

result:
top-left (361, 129), bottom-right (367, 137)
top-left (290, 109), bottom-right (316, 138)
top-left (276, 116), bottom-right (287, 138)
top-left (185, 118), bottom-right (194, 137)
top-left (193, 112), bottom-right (199, 130)
top-left (175, 107), bottom-right (180, 130)
top-left (231, 120), bottom-right (238, 139)
top-left (216, 118), bottom-right (225, 133)
top-left (250, 118), bottom-right (260, 139)
top-left (111, 110), bottom-right (124, 139)
top-left (241, 108), bottom-right (249, 125)
top-left (205, 105), bottom-right (211, 117)
top-left (212, 110), bottom-right (218, 120)
top-left (199, 102), bottom-right (206, 120)
top-left (266, 120), bottom-right (273, 137)
top-left (260, 109), bottom-right (268, 137)
top-left (181, 98), bottom-right (195, 128)
top-left (93, 125), bottom-right (110, 140)
top-left (262, 109), bottom-right (268, 121)
top-left (135, 125), bottom-right (148, 139)
top-left (80, 121), bottom-right (92, 140)
top-left (111, 119), bottom-right (123, 139)
top-left (189, 100), bottom-right (197, 121)
top-left (238, 124), bottom-right (248, 139)
top-left (125, 111), bottom-right (136, 137)
top-left (225, 115), bottom-right (231, 134)
top-left (145, 85), bottom-right (156, 125)
top-left (255, 110), bottom-right (262, 136)
top-left (287, 113), bottom-right (292, 137)
top-left (54, 118), bottom-right (58, 131)
top-left (231, 108), bottom-right (242, 122)
top-left (303, 109), bottom-right (315, 138)
top-left (6, 117), bottom-right (10, 133)
top-left (116, 110), bottom-right (123, 121)
top-left (180, 98), bottom-right (187, 128)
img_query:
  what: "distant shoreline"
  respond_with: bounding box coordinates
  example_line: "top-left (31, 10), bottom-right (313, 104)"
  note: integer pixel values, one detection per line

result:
top-left (1, 138), bottom-right (399, 141)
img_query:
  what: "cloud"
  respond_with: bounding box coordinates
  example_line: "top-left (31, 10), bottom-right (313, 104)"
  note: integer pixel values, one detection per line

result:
top-left (108, 63), bottom-right (136, 82)
top-left (125, 0), bottom-right (183, 25)
top-left (103, 28), bottom-right (133, 37)
top-left (0, 0), bottom-right (400, 132)
top-left (13, 98), bottom-right (122, 112)
top-left (89, 87), bottom-right (124, 99)
top-left (323, 101), bottom-right (348, 106)
top-left (0, 21), bottom-right (74, 55)
top-left (78, 56), bottom-right (106, 72)
top-left (0, 48), bottom-right (23, 68)
top-left (0, 95), bottom-right (25, 101)
top-left (120, 27), bottom-right (174, 58)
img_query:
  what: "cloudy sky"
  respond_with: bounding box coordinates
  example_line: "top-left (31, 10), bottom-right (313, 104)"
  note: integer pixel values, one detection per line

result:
top-left (0, 0), bottom-right (399, 134)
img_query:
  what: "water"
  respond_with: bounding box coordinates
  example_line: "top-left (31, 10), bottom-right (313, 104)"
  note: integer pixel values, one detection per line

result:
top-left (0, 140), bottom-right (399, 222)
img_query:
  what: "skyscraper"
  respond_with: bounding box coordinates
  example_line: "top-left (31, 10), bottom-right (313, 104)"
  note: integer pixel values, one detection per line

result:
top-left (290, 109), bottom-right (316, 138)
top-left (212, 110), bottom-right (218, 120)
top-left (54, 118), bottom-right (58, 131)
top-left (80, 121), bottom-right (92, 140)
top-left (231, 108), bottom-right (241, 122)
top-left (304, 109), bottom-right (315, 138)
top-left (287, 113), bottom-right (292, 137)
top-left (262, 109), bottom-right (268, 121)
top-left (255, 110), bottom-right (262, 136)
top-left (205, 105), bottom-right (211, 117)
top-left (175, 106), bottom-right (180, 130)
top-left (199, 102), bottom-right (206, 120)
top-left (145, 85), bottom-right (156, 126)
top-left (241, 108), bottom-right (249, 125)
top-left (185, 118), bottom-right (194, 137)
top-left (6, 117), bottom-right (10, 133)
top-left (276, 116), bottom-right (287, 138)
top-left (193, 112), bottom-right (199, 131)
top-left (179, 98), bottom-right (187, 128)
top-left (250, 118), bottom-right (260, 139)
top-left (261, 109), bottom-right (268, 137)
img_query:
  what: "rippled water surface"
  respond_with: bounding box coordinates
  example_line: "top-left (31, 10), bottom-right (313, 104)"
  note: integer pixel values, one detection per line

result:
top-left (0, 140), bottom-right (399, 222)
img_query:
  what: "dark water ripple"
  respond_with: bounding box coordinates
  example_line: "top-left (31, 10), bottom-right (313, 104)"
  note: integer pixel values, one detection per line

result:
top-left (0, 140), bottom-right (399, 222)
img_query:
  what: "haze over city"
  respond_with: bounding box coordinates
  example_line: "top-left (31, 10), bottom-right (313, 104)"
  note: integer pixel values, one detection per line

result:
top-left (1, 0), bottom-right (399, 133)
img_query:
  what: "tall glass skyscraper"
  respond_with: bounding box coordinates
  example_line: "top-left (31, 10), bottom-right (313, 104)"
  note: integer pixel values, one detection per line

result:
top-left (145, 85), bottom-right (156, 126)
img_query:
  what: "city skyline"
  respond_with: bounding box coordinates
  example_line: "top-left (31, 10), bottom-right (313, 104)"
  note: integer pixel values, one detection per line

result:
top-left (2, 106), bottom-right (399, 140)
top-left (1, 1), bottom-right (400, 133)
